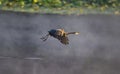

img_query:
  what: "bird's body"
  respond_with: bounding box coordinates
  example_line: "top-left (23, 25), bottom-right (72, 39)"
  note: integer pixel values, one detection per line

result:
top-left (48, 29), bottom-right (57, 38)
top-left (41, 29), bottom-right (79, 45)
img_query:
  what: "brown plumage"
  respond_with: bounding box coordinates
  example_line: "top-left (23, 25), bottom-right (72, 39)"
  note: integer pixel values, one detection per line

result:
top-left (41, 29), bottom-right (79, 45)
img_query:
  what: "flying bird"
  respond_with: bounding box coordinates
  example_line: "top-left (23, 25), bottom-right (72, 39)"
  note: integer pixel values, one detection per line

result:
top-left (41, 29), bottom-right (79, 45)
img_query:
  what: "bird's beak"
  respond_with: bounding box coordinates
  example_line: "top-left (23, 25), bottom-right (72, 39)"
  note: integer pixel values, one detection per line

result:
top-left (75, 32), bottom-right (80, 35)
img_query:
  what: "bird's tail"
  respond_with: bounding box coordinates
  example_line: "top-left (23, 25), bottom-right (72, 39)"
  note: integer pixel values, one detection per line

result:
top-left (66, 32), bottom-right (80, 35)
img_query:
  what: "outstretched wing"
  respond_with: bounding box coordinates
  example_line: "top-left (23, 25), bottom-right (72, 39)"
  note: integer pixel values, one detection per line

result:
top-left (60, 36), bottom-right (69, 45)
top-left (57, 35), bottom-right (69, 45)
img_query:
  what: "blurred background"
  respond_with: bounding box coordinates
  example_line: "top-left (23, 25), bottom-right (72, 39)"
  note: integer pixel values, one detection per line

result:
top-left (0, 10), bottom-right (120, 74)
top-left (0, 0), bottom-right (120, 14)
top-left (0, 0), bottom-right (120, 74)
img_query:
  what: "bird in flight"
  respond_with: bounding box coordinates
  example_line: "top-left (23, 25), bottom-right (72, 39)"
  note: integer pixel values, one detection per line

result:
top-left (41, 29), bottom-right (79, 45)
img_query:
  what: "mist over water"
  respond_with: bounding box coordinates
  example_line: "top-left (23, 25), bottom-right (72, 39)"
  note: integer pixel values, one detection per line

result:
top-left (0, 11), bottom-right (120, 74)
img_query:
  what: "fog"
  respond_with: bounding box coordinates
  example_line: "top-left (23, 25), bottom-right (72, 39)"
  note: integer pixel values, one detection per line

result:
top-left (0, 10), bottom-right (120, 74)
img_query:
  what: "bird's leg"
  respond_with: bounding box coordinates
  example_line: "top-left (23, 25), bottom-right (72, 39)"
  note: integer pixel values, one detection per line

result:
top-left (41, 36), bottom-right (48, 41)
top-left (44, 34), bottom-right (49, 41)
top-left (40, 34), bottom-right (49, 41)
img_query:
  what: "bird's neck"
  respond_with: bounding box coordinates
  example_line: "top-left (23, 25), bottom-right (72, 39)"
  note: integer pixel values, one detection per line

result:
top-left (66, 32), bottom-right (78, 35)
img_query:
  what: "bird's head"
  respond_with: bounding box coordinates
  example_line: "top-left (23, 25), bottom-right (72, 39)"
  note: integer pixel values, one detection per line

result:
top-left (75, 32), bottom-right (80, 35)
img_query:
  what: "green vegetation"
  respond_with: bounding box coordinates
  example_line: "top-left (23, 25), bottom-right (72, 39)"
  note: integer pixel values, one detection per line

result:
top-left (0, 0), bottom-right (120, 14)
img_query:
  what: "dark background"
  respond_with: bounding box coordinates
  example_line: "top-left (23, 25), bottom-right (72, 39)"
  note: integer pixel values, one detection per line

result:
top-left (0, 11), bottom-right (120, 74)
